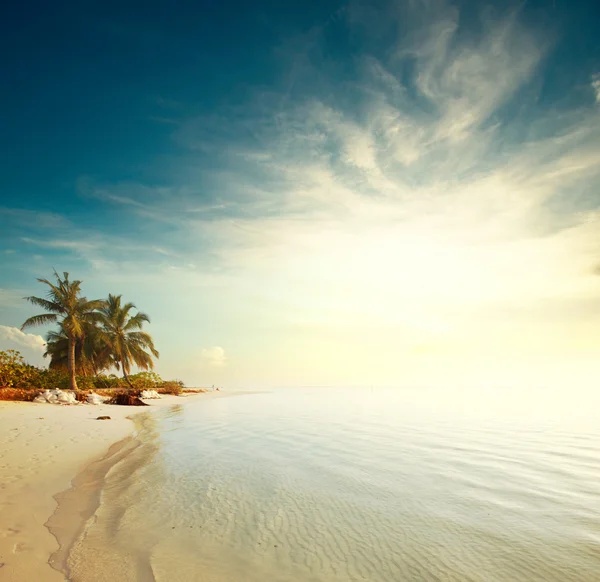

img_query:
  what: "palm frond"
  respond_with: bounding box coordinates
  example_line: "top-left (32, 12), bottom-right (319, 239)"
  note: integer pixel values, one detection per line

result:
top-left (83, 299), bottom-right (108, 312)
top-left (46, 328), bottom-right (66, 342)
top-left (21, 313), bottom-right (58, 330)
top-left (123, 311), bottom-right (150, 331)
top-left (127, 331), bottom-right (159, 357)
top-left (24, 295), bottom-right (64, 313)
top-left (85, 310), bottom-right (106, 326)
top-left (121, 301), bottom-right (136, 314)
top-left (128, 344), bottom-right (155, 370)
top-left (36, 277), bottom-right (61, 296)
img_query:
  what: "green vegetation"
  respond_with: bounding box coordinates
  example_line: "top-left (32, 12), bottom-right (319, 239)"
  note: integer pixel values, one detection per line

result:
top-left (0, 349), bottom-right (184, 398)
top-left (0, 350), bottom-right (67, 392)
top-left (2, 271), bottom-right (179, 393)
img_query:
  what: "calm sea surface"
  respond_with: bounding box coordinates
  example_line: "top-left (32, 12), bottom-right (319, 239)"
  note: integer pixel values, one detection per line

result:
top-left (66, 387), bottom-right (600, 581)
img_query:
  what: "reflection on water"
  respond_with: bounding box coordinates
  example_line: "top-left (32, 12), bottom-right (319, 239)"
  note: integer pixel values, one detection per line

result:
top-left (163, 403), bottom-right (185, 418)
top-left (68, 388), bottom-right (600, 581)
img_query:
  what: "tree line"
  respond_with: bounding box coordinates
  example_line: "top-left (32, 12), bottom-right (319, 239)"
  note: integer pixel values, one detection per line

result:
top-left (21, 271), bottom-right (159, 390)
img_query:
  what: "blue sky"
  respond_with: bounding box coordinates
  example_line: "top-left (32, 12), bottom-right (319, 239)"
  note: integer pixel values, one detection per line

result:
top-left (2, 0), bottom-right (600, 388)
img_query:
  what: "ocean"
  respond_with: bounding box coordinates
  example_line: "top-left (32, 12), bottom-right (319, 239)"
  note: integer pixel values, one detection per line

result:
top-left (61, 387), bottom-right (600, 581)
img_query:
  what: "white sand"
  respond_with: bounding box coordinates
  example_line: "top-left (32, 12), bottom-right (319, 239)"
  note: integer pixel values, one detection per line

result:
top-left (0, 394), bottom-right (206, 581)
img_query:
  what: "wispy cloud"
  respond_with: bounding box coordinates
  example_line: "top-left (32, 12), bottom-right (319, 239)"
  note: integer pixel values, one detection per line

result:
top-left (69, 4), bottom-right (600, 324)
top-left (0, 207), bottom-right (71, 230)
top-left (21, 237), bottom-right (98, 251)
top-left (592, 73), bottom-right (600, 104)
top-left (159, 5), bottom-right (600, 349)
top-left (411, 10), bottom-right (547, 142)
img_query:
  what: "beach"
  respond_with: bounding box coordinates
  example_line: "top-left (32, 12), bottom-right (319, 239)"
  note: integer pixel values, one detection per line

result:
top-left (0, 394), bottom-right (207, 581)
top-left (1, 388), bottom-right (600, 581)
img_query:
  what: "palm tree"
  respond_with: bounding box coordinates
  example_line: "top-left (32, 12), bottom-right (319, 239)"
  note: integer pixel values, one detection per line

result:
top-left (98, 294), bottom-right (159, 387)
top-left (21, 271), bottom-right (104, 390)
top-left (45, 323), bottom-right (113, 376)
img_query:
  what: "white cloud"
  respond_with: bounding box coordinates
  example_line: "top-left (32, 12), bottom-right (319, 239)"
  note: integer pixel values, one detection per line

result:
top-left (198, 346), bottom-right (227, 368)
top-left (0, 325), bottom-right (46, 353)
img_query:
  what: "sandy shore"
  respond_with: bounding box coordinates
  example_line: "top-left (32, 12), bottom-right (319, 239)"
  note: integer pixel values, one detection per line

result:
top-left (0, 394), bottom-right (207, 581)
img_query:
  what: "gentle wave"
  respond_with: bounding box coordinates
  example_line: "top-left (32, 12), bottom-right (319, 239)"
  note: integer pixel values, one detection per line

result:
top-left (66, 388), bottom-right (600, 581)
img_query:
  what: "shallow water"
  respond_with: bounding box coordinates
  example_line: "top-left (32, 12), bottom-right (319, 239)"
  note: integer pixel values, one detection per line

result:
top-left (66, 387), bottom-right (600, 581)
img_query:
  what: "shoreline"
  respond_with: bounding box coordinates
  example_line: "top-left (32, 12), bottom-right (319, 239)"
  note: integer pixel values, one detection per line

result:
top-left (45, 434), bottom-right (144, 579)
top-left (0, 393), bottom-right (209, 581)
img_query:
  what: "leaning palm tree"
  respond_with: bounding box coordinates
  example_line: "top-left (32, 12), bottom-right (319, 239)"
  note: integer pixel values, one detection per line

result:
top-left (21, 271), bottom-right (104, 390)
top-left (97, 294), bottom-right (159, 387)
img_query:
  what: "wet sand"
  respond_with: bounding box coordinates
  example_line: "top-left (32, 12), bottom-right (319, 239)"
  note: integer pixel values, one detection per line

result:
top-left (0, 394), bottom-right (207, 581)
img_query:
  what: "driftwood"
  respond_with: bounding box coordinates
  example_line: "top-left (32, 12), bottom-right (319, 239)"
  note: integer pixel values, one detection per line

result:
top-left (107, 391), bottom-right (149, 406)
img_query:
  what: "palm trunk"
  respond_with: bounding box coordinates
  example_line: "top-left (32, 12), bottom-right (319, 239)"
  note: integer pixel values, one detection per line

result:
top-left (122, 359), bottom-right (134, 389)
top-left (68, 337), bottom-right (78, 391)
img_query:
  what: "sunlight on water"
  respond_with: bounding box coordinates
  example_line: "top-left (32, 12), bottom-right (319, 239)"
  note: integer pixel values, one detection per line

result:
top-left (67, 388), bottom-right (600, 581)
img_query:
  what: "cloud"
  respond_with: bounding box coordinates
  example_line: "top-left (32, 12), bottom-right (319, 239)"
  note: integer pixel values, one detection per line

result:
top-left (76, 177), bottom-right (204, 225)
top-left (0, 325), bottom-right (46, 352)
top-left (72, 4), bottom-right (600, 325)
top-left (0, 207), bottom-right (71, 230)
top-left (198, 346), bottom-right (227, 368)
top-left (21, 237), bottom-right (98, 251)
top-left (15, 232), bottom-right (186, 275)
top-left (592, 73), bottom-right (600, 103)
top-left (412, 10), bottom-right (546, 142)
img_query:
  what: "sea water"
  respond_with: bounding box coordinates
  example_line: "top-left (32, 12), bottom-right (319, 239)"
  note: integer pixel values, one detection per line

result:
top-left (64, 387), bottom-right (600, 581)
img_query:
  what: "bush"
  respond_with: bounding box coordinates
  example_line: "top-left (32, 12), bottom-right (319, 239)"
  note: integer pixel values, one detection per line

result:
top-left (38, 369), bottom-right (69, 390)
top-left (156, 381), bottom-right (183, 395)
top-left (74, 375), bottom-right (97, 391)
top-left (0, 350), bottom-right (185, 395)
top-left (0, 349), bottom-right (24, 370)
top-left (92, 374), bottom-right (122, 389)
top-left (127, 372), bottom-right (185, 394)
top-left (128, 371), bottom-right (163, 389)
top-left (0, 350), bottom-right (39, 388)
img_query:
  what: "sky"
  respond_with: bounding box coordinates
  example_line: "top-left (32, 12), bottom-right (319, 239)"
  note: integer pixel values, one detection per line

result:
top-left (1, 0), bottom-right (600, 389)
